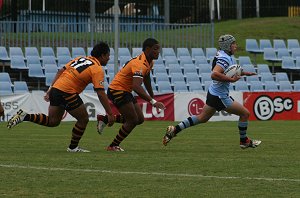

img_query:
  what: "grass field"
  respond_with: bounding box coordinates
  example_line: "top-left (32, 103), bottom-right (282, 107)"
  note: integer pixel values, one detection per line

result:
top-left (0, 120), bottom-right (299, 197)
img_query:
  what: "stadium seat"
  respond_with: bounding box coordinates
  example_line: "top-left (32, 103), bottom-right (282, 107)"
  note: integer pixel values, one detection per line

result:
top-left (0, 72), bottom-right (13, 85)
top-left (41, 47), bottom-right (56, 58)
top-left (72, 47), bottom-right (86, 58)
top-left (179, 56), bottom-right (193, 67)
top-left (170, 72), bottom-right (185, 84)
top-left (295, 57), bottom-right (300, 69)
top-left (185, 72), bottom-right (200, 83)
top-left (9, 47), bottom-right (24, 58)
top-left (162, 48), bottom-right (176, 59)
top-left (287, 39), bottom-right (300, 51)
top-left (259, 39), bottom-right (272, 51)
top-left (188, 81), bottom-right (204, 92)
top-left (25, 47), bottom-right (40, 58)
top-left (205, 48), bottom-right (217, 60)
top-left (235, 81), bottom-right (249, 92)
top-left (249, 81), bottom-right (264, 91)
top-left (246, 75), bottom-right (260, 84)
top-left (109, 48), bottom-right (114, 56)
top-left (275, 72), bottom-right (289, 82)
top-left (173, 81), bottom-right (189, 92)
top-left (177, 48), bottom-right (190, 58)
top-left (260, 72), bottom-right (275, 83)
top-left (42, 56), bottom-right (57, 67)
top-left (238, 56), bottom-right (252, 66)
top-left (0, 46), bottom-right (10, 62)
top-left (183, 64), bottom-right (198, 75)
top-left (264, 81), bottom-right (279, 91)
top-left (242, 64), bottom-right (256, 73)
top-left (118, 48), bottom-right (131, 58)
top-left (14, 81), bottom-right (29, 94)
top-left (281, 56), bottom-right (296, 70)
top-left (154, 55), bottom-right (164, 64)
top-left (26, 55), bottom-right (41, 67)
top-left (57, 55), bottom-right (72, 68)
top-left (119, 56), bottom-right (131, 67)
top-left (200, 72), bottom-right (212, 84)
top-left (45, 72), bottom-right (56, 86)
top-left (44, 64), bottom-right (58, 74)
top-left (273, 39), bottom-right (287, 51)
top-left (56, 47), bottom-right (71, 57)
top-left (155, 73), bottom-right (170, 83)
top-left (194, 55), bottom-right (208, 65)
top-left (157, 81), bottom-right (173, 93)
top-left (257, 64), bottom-right (271, 74)
top-left (245, 39), bottom-right (261, 53)
top-left (0, 81), bottom-right (13, 95)
top-left (204, 81), bottom-right (212, 91)
top-left (291, 48), bottom-right (300, 59)
top-left (277, 48), bottom-right (290, 60)
top-left (164, 55), bottom-right (178, 66)
top-left (198, 64), bottom-right (211, 74)
top-left (168, 63), bottom-right (182, 74)
top-left (153, 64), bottom-right (168, 76)
top-left (263, 48), bottom-right (280, 62)
top-left (191, 48), bottom-right (205, 60)
top-left (279, 81), bottom-right (292, 91)
top-left (28, 64), bottom-right (45, 78)
top-left (132, 47), bottom-right (142, 57)
top-left (293, 80), bottom-right (300, 91)
top-left (87, 47), bottom-right (93, 56)
top-left (10, 56), bottom-right (27, 70)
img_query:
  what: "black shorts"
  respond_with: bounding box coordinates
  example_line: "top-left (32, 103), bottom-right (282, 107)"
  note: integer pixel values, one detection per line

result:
top-left (206, 90), bottom-right (234, 111)
top-left (49, 88), bottom-right (83, 111)
top-left (107, 88), bottom-right (137, 108)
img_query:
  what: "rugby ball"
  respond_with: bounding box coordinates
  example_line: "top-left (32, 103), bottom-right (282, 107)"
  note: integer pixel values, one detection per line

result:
top-left (224, 64), bottom-right (242, 78)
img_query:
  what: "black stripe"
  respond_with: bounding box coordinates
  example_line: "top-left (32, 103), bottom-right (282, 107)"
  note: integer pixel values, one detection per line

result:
top-left (188, 117), bottom-right (194, 126)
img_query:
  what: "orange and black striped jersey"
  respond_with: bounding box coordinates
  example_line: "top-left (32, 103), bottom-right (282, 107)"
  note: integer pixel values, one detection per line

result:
top-left (109, 53), bottom-right (153, 92)
top-left (53, 56), bottom-right (105, 94)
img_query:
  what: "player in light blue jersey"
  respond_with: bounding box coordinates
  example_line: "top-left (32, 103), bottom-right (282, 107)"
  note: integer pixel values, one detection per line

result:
top-left (163, 34), bottom-right (262, 149)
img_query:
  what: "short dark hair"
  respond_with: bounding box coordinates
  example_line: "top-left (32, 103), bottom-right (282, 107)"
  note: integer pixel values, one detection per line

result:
top-left (142, 38), bottom-right (159, 51)
top-left (91, 42), bottom-right (110, 58)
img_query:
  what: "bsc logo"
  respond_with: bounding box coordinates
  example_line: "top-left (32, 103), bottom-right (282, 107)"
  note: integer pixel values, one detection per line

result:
top-left (188, 98), bottom-right (204, 116)
top-left (253, 96), bottom-right (293, 120)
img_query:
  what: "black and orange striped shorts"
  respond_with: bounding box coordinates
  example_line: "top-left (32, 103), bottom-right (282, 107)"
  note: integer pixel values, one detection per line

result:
top-left (49, 88), bottom-right (83, 111)
top-left (107, 88), bottom-right (137, 108)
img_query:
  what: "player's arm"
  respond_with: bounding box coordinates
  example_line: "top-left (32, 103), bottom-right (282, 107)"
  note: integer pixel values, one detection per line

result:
top-left (143, 73), bottom-right (154, 98)
top-left (241, 70), bottom-right (256, 76)
top-left (211, 64), bottom-right (240, 82)
top-left (95, 89), bottom-right (114, 126)
top-left (0, 100), bottom-right (4, 119)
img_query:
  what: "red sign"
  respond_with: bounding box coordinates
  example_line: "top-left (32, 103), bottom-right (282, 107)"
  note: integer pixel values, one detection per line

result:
top-left (188, 98), bottom-right (204, 116)
top-left (244, 92), bottom-right (300, 120)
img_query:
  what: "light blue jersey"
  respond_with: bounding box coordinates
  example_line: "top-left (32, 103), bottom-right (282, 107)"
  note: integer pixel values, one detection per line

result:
top-left (208, 50), bottom-right (234, 97)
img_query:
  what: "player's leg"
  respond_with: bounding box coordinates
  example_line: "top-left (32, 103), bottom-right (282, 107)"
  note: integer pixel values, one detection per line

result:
top-left (163, 104), bottom-right (216, 146)
top-left (96, 114), bottom-right (125, 134)
top-left (225, 101), bottom-right (261, 149)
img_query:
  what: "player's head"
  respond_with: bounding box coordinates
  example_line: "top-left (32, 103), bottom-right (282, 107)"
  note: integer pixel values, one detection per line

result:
top-left (142, 38), bottom-right (160, 60)
top-left (218, 34), bottom-right (236, 54)
top-left (91, 42), bottom-right (110, 66)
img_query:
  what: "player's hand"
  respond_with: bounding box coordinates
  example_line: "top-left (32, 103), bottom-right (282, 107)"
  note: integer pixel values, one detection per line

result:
top-left (153, 101), bottom-right (166, 111)
top-left (44, 92), bottom-right (50, 102)
top-left (231, 75), bottom-right (241, 82)
top-left (107, 114), bottom-right (115, 127)
top-left (242, 71), bottom-right (257, 76)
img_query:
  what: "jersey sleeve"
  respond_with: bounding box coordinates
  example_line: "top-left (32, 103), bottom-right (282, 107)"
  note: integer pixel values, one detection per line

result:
top-left (90, 65), bottom-right (105, 90)
top-left (131, 63), bottom-right (148, 79)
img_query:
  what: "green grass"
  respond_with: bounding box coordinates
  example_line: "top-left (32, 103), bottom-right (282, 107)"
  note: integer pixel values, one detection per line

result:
top-left (0, 120), bottom-right (299, 197)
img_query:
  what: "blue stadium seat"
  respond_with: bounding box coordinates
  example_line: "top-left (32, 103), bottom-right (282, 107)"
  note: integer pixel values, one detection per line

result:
top-left (279, 81), bottom-right (292, 91)
top-left (263, 48), bottom-right (280, 62)
top-left (246, 75), bottom-right (260, 84)
top-left (235, 81), bottom-right (249, 92)
top-left (28, 64), bottom-right (45, 78)
top-left (242, 64), bottom-right (256, 73)
top-left (41, 47), bottom-right (55, 58)
top-left (118, 48), bottom-right (131, 58)
top-left (0, 81), bottom-right (13, 95)
top-left (0, 72), bottom-right (13, 85)
top-left (194, 55), bottom-right (208, 65)
top-left (293, 80), bottom-right (300, 91)
top-left (57, 47), bottom-right (71, 57)
top-left (191, 48), bottom-right (205, 60)
top-left (10, 56), bottom-right (27, 69)
top-left (57, 55), bottom-right (72, 68)
top-left (295, 57), bottom-right (300, 69)
top-left (249, 81), bottom-right (264, 92)
top-left (173, 81), bottom-right (189, 92)
top-left (183, 64), bottom-right (198, 75)
top-left (177, 48), bottom-right (190, 58)
top-left (281, 56), bottom-right (296, 70)
top-left (42, 56), bottom-right (57, 67)
top-left (157, 81), bottom-right (173, 93)
top-left (259, 39), bottom-right (272, 51)
top-left (185, 72), bottom-right (200, 83)
top-left (170, 72), bottom-right (185, 84)
top-left (179, 55), bottom-right (193, 67)
top-left (287, 39), bottom-right (300, 51)
top-left (273, 39), bottom-right (287, 51)
top-left (260, 72), bottom-right (275, 83)
top-left (204, 81), bottom-right (212, 91)
top-left (198, 64), bottom-right (211, 74)
top-left (0, 46), bottom-right (10, 62)
top-left (257, 64), bottom-right (271, 74)
top-left (109, 48), bottom-right (114, 56)
top-left (277, 48), bottom-right (290, 60)
top-left (238, 56), bottom-right (252, 66)
top-left (26, 55), bottom-right (41, 67)
top-left (132, 47), bottom-right (142, 57)
top-left (168, 63), bottom-right (182, 74)
top-left (275, 72), bottom-right (289, 82)
top-left (45, 72), bottom-right (56, 86)
top-left (291, 48), bottom-right (300, 59)
top-left (14, 81), bottom-right (29, 94)
top-left (200, 72), bottom-right (212, 84)
top-left (162, 48), bottom-right (176, 58)
top-left (246, 39), bottom-right (261, 53)
top-left (188, 81), bottom-right (204, 92)
top-left (164, 55), bottom-right (178, 66)
top-left (119, 56), bottom-right (131, 67)
top-left (87, 47), bottom-right (93, 56)
top-left (205, 48), bottom-right (217, 60)
top-left (9, 47), bottom-right (24, 58)
top-left (72, 47), bottom-right (86, 58)
top-left (153, 64), bottom-right (168, 76)
top-left (44, 64), bottom-right (58, 74)
top-left (25, 47), bottom-right (40, 58)
top-left (155, 73), bottom-right (170, 83)
top-left (264, 81), bottom-right (278, 91)
top-left (154, 55), bottom-right (164, 64)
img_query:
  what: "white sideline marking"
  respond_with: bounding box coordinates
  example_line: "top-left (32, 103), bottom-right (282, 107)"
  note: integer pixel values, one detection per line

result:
top-left (1, 164), bottom-right (300, 182)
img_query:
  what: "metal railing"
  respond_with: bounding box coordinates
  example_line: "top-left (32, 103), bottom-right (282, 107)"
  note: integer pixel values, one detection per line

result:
top-left (0, 21), bottom-right (214, 50)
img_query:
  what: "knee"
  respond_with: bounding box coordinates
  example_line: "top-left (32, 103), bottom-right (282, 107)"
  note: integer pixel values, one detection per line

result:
top-left (48, 119), bottom-right (61, 127)
top-left (126, 117), bottom-right (141, 127)
top-left (241, 110), bottom-right (250, 120)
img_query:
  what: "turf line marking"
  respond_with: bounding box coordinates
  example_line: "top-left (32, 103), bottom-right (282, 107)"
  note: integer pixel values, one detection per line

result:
top-left (1, 164), bottom-right (299, 182)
